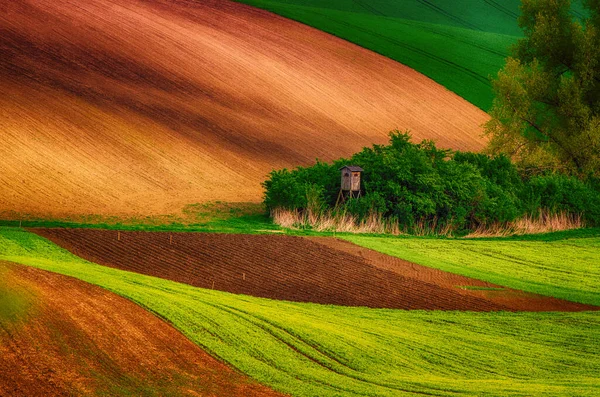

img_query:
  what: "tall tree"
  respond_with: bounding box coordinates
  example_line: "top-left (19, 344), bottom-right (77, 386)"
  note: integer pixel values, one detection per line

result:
top-left (486, 0), bottom-right (600, 176)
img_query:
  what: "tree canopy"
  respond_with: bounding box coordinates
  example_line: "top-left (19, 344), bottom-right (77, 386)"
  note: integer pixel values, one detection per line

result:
top-left (486, 0), bottom-right (600, 176)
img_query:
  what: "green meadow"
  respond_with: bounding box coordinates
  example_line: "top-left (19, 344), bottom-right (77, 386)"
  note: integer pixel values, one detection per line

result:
top-left (345, 233), bottom-right (600, 307)
top-left (1, 227), bottom-right (599, 396)
top-left (233, 0), bottom-right (586, 109)
top-left (0, 202), bottom-right (280, 234)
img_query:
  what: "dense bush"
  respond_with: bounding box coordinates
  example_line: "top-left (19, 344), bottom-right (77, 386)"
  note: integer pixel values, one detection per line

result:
top-left (522, 174), bottom-right (600, 226)
top-left (263, 131), bottom-right (600, 232)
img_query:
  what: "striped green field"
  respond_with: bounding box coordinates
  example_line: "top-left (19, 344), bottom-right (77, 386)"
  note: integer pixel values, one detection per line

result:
top-left (1, 227), bottom-right (599, 396)
top-left (233, 0), bottom-right (586, 109)
top-left (344, 234), bottom-right (600, 307)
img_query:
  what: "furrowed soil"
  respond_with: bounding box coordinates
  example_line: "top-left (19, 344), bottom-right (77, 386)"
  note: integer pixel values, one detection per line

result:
top-left (0, 261), bottom-right (286, 397)
top-left (1, 0), bottom-right (488, 218)
top-left (32, 229), bottom-right (597, 312)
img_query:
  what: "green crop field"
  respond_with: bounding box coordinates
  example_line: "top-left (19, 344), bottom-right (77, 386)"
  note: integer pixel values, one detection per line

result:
top-left (345, 233), bottom-right (600, 307)
top-left (1, 227), bottom-right (599, 396)
top-left (233, 0), bottom-right (586, 109)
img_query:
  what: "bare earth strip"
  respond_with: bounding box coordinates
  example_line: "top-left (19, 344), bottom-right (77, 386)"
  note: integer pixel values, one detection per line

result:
top-left (0, 261), bottom-right (287, 397)
top-left (31, 229), bottom-right (597, 312)
top-left (0, 0), bottom-right (488, 218)
top-left (307, 237), bottom-right (598, 312)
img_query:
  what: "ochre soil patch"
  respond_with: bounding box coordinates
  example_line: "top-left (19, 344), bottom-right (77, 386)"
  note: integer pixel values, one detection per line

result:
top-left (0, 261), bottom-right (287, 397)
top-left (31, 229), bottom-right (597, 312)
top-left (1, 0), bottom-right (488, 218)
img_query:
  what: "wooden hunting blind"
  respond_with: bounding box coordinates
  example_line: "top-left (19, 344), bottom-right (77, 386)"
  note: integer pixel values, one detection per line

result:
top-left (336, 165), bottom-right (363, 205)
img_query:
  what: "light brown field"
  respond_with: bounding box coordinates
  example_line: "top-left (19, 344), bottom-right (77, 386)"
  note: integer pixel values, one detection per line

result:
top-left (0, 261), bottom-right (287, 397)
top-left (1, 0), bottom-right (489, 218)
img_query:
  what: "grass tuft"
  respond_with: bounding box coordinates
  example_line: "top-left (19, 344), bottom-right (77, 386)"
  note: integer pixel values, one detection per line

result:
top-left (272, 208), bottom-right (404, 235)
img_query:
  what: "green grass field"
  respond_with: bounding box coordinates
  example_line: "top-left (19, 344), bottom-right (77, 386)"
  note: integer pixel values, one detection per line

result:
top-left (0, 202), bottom-right (280, 234)
top-left (345, 233), bottom-right (600, 307)
top-left (1, 227), bottom-right (599, 396)
top-left (233, 0), bottom-right (586, 109)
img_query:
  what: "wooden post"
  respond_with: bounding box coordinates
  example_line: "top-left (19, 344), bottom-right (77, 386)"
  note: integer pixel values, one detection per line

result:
top-left (211, 280), bottom-right (215, 289)
top-left (335, 189), bottom-right (345, 207)
top-left (117, 231), bottom-right (121, 241)
top-left (169, 234), bottom-right (173, 245)
top-left (19, 220), bottom-right (22, 228)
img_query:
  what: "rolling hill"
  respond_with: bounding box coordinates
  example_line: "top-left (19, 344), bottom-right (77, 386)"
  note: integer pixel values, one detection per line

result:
top-left (233, 0), bottom-right (587, 110)
top-left (1, 0), bottom-right (488, 219)
top-left (1, 228), bottom-right (599, 396)
top-left (0, 261), bottom-right (284, 396)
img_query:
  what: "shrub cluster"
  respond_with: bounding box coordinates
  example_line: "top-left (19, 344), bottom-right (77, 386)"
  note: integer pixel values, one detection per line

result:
top-left (263, 131), bottom-right (600, 233)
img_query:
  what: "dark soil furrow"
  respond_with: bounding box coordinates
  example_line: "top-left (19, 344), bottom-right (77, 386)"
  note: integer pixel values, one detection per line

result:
top-left (30, 229), bottom-right (598, 312)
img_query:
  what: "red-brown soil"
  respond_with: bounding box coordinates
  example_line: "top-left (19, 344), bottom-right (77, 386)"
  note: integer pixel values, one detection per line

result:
top-left (0, 260), bottom-right (287, 397)
top-left (31, 229), bottom-right (598, 312)
top-left (1, 0), bottom-right (489, 218)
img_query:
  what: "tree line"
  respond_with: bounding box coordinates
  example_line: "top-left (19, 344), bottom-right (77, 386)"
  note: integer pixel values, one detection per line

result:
top-left (263, 131), bottom-right (599, 233)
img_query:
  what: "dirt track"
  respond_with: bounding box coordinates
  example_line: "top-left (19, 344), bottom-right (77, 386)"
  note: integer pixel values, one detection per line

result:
top-left (1, 0), bottom-right (488, 218)
top-left (31, 229), bottom-right (598, 312)
top-left (0, 261), bottom-right (286, 397)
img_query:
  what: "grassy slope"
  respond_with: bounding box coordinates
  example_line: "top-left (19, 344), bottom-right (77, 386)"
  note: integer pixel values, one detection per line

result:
top-left (344, 234), bottom-right (600, 307)
top-left (233, 0), bottom-right (586, 110)
top-left (0, 202), bottom-right (281, 235)
top-left (1, 227), bottom-right (599, 396)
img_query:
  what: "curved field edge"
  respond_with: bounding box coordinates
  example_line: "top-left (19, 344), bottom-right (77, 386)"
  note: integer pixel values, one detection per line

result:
top-left (0, 228), bottom-right (599, 396)
top-left (232, 0), bottom-right (517, 109)
top-left (0, 263), bottom-right (34, 324)
top-left (0, 261), bottom-right (285, 397)
top-left (232, 0), bottom-right (587, 110)
top-left (343, 235), bottom-right (600, 307)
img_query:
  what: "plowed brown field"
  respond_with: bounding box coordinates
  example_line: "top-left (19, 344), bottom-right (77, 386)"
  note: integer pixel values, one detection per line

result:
top-left (31, 229), bottom-right (597, 312)
top-left (0, 261), bottom-right (286, 397)
top-left (1, 0), bottom-right (488, 218)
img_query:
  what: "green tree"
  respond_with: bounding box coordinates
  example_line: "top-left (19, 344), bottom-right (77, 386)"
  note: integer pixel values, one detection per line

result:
top-left (485, 0), bottom-right (600, 176)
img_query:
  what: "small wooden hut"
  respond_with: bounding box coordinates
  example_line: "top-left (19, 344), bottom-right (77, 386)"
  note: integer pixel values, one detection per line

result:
top-left (336, 165), bottom-right (363, 205)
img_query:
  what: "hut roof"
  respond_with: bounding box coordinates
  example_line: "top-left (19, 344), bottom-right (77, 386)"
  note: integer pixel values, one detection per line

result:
top-left (339, 165), bottom-right (363, 172)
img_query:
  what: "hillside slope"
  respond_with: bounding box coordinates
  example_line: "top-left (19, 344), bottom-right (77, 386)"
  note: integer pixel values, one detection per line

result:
top-left (234, 0), bottom-right (586, 109)
top-left (2, 229), bottom-right (600, 396)
top-left (0, 261), bottom-right (284, 396)
top-left (1, 0), bottom-right (488, 218)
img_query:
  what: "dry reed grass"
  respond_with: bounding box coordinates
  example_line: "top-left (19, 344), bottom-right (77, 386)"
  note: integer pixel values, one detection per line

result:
top-left (272, 208), bottom-right (584, 237)
top-left (465, 210), bottom-right (584, 238)
top-left (271, 208), bottom-right (404, 235)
